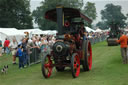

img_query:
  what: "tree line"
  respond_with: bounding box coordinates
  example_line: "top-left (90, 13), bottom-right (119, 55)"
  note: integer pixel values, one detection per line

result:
top-left (0, 0), bottom-right (33, 29)
top-left (0, 0), bottom-right (127, 30)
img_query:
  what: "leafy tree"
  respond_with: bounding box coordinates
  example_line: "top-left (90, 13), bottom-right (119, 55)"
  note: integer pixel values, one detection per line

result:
top-left (100, 3), bottom-right (127, 28)
top-left (0, 0), bottom-right (33, 29)
top-left (32, 0), bottom-right (83, 30)
top-left (82, 2), bottom-right (97, 20)
top-left (126, 14), bottom-right (128, 26)
top-left (96, 21), bottom-right (108, 30)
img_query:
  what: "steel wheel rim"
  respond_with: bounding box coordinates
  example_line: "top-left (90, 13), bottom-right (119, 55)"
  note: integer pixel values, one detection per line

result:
top-left (88, 42), bottom-right (92, 70)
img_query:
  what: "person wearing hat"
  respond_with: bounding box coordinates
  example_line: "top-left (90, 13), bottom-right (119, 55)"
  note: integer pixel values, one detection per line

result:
top-left (0, 39), bottom-right (2, 56)
top-left (116, 32), bottom-right (128, 64)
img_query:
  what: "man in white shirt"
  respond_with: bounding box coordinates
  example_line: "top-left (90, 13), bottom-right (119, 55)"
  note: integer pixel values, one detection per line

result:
top-left (10, 38), bottom-right (18, 64)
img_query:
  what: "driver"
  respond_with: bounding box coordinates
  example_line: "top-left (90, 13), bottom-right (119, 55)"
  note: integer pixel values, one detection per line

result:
top-left (79, 22), bottom-right (86, 40)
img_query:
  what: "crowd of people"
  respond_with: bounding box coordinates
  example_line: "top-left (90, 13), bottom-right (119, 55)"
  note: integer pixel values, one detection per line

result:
top-left (0, 35), bottom-right (56, 69)
top-left (85, 31), bottom-right (108, 39)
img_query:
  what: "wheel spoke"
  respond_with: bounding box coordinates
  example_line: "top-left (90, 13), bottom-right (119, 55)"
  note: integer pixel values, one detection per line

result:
top-left (48, 68), bottom-right (52, 73)
top-left (44, 63), bottom-right (50, 68)
top-left (74, 63), bottom-right (77, 69)
top-left (73, 54), bottom-right (80, 77)
top-left (75, 66), bottom-right (80, 77)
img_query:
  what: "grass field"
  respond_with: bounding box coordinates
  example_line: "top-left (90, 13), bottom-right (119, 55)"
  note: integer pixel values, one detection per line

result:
top-left (0, 41), bottom-right (128, 85)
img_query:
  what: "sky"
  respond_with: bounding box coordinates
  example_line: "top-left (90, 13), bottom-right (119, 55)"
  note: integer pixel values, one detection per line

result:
top-left (30, 0), bottom-right (128, 27)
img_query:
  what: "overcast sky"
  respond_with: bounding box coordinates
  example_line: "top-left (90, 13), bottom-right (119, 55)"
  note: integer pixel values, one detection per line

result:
top-left (30, 0), bottom-right (128, 27)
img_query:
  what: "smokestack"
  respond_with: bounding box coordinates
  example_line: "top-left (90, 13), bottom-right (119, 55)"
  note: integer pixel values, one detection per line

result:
top-left (56, 5), bottom-right (63, 35)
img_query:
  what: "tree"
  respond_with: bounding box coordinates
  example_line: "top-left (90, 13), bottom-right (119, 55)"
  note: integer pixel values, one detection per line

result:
top-left (96, 21), bottom-right (108, 30)
top-left (126, 14), bottom-right (128, 26)
top-left (32, 0), bottom-right (83, 30)
top-left (0, 0), bottom-right (33, 29)
top-left (82, 2), bottom-right (97, 21)
top-left (100, 3), bottom-right (127, 28)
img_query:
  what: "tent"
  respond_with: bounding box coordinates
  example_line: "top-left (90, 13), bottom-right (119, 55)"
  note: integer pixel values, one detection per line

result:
top-left (102, 29), bottom-right (110, 32)
top-left (42, 30), bottom-right (57, 35)
top-left (19, 29), bottom-right (44, 38)
top-left (19, 29), bottom-right (44, 34)
top-left (85, 27), bottom-right (96, 32)
top-left (95, 28), bottom-right (102, 32)
top-left (124, 28), bottom-right (128, 32)
top-left (0, 28), bottom-right (25, 45)
top-left (19, 29), bottom-right (57, 38)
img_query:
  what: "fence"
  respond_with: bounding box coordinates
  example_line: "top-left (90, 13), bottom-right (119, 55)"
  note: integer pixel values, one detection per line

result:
top-left (89, 34), bottom-right (107, 45)
top-left (28, 48), bottom-right (41, 65)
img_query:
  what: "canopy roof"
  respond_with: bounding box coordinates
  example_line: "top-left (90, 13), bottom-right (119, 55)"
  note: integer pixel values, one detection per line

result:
top-left (85, 27), bottom-right (96, 32)
top-left (0, 28), bottom-right (24, 36)
top-left (42, 30), bottom-right (57, 35)
top-left (95, 28), bottom-right (102, 32)
top-left (19, 29), bottom-right (44, 35)
top-left (19, 29), bottom-right (57, 35)
top-left (45, 7), bottom-right (92, 23)
top-left (0, 28), bottom-right (25, 44)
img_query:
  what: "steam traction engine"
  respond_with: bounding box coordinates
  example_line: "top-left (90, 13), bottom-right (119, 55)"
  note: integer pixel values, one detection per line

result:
top-left (41, 6), bottom-right (92, 78)
top-left (107, 22), bottom-right (121, 46)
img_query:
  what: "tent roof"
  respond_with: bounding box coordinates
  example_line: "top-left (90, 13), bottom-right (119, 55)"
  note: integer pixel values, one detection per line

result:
top-left (19, 29), bottom-right (57, 35)
top-left (42, 30), bottom-right (57, 35)
top-left (85, 27), bottom-right (96, 32)
top-left (95, 28), bottom-right (102, 32)
top-left (19, 29), bottom-right (44, 35)
top-left (0, 28), bottom-right (25, 36)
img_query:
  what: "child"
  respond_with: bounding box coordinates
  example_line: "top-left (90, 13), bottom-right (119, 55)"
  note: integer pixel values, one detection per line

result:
top-left (17, 44), bottom-right (24, 69)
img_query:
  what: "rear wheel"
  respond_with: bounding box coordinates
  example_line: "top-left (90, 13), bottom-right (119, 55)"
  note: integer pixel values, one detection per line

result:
top-left (82, 40), bottom-right (92, 71)
top-left (41, 54), bottom-right (53, 78)
top-left (71, 53), bottom-right (80, 78)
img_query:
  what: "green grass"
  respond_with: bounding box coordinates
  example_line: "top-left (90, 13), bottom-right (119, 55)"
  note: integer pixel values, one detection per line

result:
top-left (0, 41), bottom-right (128, 85)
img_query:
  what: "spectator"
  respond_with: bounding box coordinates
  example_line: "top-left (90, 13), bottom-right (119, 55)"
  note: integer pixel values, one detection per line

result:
top-left (4, 38), bottom-right (10, 54)
top-left (22, 38), bottom-right (28, 67)
top-left (116, 32), bottom-right (128, 64)
top-left (30, 37), bottom-right (38, 48)
top-left (26, 38), bottom-right (33, 65)
top-left (35, 38), bottom-right (41, 49)
top-left (40, 36), bottom-right (48, 53)
top-left (17, 44), bottom-right (24, 69)
top-left (10, 38), bottom-right (18, 64)
top-left (0, 39), bottom-right (2, 56)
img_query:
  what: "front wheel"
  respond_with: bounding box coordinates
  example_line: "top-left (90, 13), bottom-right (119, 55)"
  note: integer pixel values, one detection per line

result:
top-left (71, 53), bottom-right (80, 78)
top-left (41, 54), bottom-right (53, 78)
